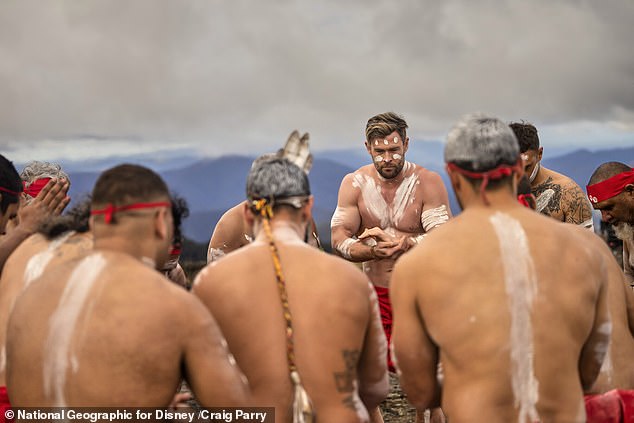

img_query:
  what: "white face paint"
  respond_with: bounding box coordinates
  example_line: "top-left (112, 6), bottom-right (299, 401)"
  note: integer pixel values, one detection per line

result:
top-left (374, 140), bottom-right (379, 146)
top-left (351, 164), bottom-right (419, 229)
top-left (43, 253), bottom-right (107, 407)
top-left (383, 139), bottom-right (389, 145)
top-left (489, 212), bottom-right (540, 423)
top-left (330, 206), bottom-right (347, 228)
top-left (393, 137), bottom-right (399, 144)
top-left (374, 155), bottom-right (383, 163)
top-left (392, 153), bottom-right (402, 160)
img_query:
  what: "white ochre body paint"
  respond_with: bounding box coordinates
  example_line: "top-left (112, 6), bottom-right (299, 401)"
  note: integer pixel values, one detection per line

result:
top-left (392, 153), bottom-right (402, 160)
top-left (330, 206), bottom-right (347, 228)
top-left (24, 231), bottom-right (75, 289)
top-left (43, 253), bottom-right (107, 406)
top-left (489, 212), bottom-right (540, 423)
top-left (374, 155), bottom-right (383, 163)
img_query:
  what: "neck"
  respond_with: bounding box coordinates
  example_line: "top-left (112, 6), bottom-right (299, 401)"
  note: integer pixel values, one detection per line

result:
top-left (530, 164), bottom-right (548, 186)
top-left (460, 187), bottom-right (521, 210)
top-left (94, 235), bottom-right (159, 268)
top-left (254, 218), bottom-right (306, 244)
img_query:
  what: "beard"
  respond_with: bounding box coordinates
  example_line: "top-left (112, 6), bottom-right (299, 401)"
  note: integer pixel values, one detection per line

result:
top-left (613, 222), bottom-right (634, 242)
top-left (375, 160), bottom-right (405, 179)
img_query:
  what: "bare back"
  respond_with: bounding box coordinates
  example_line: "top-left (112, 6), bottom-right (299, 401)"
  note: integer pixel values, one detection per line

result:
top-left (392, 205), bottom-right (611, 423)
top-left (332, 162), bottom-right (450, 287)
top-left (0, 231), bottom-right (92, 387)
top-left (194, 229), bottom-right (388, 423)
top-left (6, 250), bottom-right (248, 407)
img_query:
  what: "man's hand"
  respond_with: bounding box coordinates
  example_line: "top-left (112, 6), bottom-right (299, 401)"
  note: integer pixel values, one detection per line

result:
top-left (360, 227), bottom-right (414, 260)
top-left (17, 178), bottom-right (70, 233)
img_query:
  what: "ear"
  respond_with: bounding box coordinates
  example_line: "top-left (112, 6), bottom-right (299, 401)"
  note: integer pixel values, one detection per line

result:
top-left (301, 196), bottom-right (314, 222)
top-left (625, 183), bottom-right (634, 196)
top-left (537, 147), bottom-right (544, 161)
top-left (243, 201), bottom-right (255, 228)
top-left (446, 165), bottom-right (461, 191)
top-left (155, 207), bottom-right (170, 241)
top-left (365, 140), bottom-right (372, 155)
top-left (403, 136), bottom-right (409, 154)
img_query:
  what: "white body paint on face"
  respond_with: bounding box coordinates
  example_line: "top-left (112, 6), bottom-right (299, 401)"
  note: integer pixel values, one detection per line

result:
top-left (393, 137), bottom-right (399, 144)
top-left (43, 253), bottom-right (106, 407)
top-left (490, 212), bottom-right (540, 423)
top-left (392, 153), bottom-right (402, 160)
top-left (374, 155), bottom-right (383, 163)
top-left (383, 139), bottom-right (389, 145)
top-left (330, 206), bottom-right (347, 228)
top-left (374, 140), bottom-right (379, 146)
top-left (535, 189), bottom-right (555, 213)
top-left (351, 162), bottom-right (418, 229)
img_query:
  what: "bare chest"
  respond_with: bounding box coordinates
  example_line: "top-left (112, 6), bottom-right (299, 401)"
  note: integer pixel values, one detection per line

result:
top-left (352, 172), bottom-right (423, 232)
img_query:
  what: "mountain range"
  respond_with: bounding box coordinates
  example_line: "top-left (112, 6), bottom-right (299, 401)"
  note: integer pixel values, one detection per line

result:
top-left (14, 143), bottom-right (634, 247)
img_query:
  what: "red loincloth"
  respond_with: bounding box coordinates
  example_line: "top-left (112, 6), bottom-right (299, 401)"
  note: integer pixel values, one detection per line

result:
top-left (0, 386), bottom-right (12, 423)
top-left (373, 286), bottom-right (395, 372)
top-left (585, 389), bottom-right (634, 423)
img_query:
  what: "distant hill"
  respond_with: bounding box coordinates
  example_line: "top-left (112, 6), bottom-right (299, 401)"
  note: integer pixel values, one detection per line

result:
top-left (37, 145), bottom-right (634, 244)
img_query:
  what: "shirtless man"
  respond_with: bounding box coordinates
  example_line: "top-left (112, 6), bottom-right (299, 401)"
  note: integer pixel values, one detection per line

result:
top-left (194, 158), bottom-right (388, 422)
top-left (391, 114), bottom-right (613, 423)
top-left (331, 112), bottom-right (451, 421)
top-left (0, 155), bottom-right (69, 273)
top-left (509, 122), bottom-right (594, 230)
top-left (207, 133), bottom-right (320, 263)
top-left (587, 162), bottom-right (634, 287)
top-left (6, 164), bottom-right (248, 407)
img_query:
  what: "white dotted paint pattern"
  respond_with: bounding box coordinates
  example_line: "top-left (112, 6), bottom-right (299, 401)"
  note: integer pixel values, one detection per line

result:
top-left (374, 155), bottom-right (383, 163)
top-left (392, 153), bottom-right (402, 160)
top-left (383, 139), bottom-right (389, 145)
top-left (43, 253), bottom-right (107, 407)
top-left (489, 212), bottom-right (540, 423)
top-left (351, 162), bottom-right (418, 229)
top-left (24, 231), bottom-right (75, 289)
top-left (330, 207), bottom-right (347, 228)
top-left (336, 238), bottom-right (356, 259)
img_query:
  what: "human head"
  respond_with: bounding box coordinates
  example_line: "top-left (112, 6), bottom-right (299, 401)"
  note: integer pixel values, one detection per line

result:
top-left (163, 194), bottom-right (189, 271)
top-left (90, 164), bottom-right (173, 268)
top-left (20, 161), bottom-right (70, 202)
top-left (0, 154), bottom-right (22, 234)
top-left (517, 175), bottom-right (536, 210)
top-left (246, 157), bottom-right (312, 225)
top-left (587, 161), bottom-right (634, 227)
top-left (445, 113), bottom-right (521, 207)
top-left (365, 112), bottom-right (409, 179)
top-left (509, 122), bottom-right (543, 183)
top-left (39, 197), bottom-right (91, 239)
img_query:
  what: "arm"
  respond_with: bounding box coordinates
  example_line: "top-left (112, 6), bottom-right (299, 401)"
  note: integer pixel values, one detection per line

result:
top-left (357, 282), bottom-right (389, 409)
top-left (207, 204), bottom-right (250, 263)
top-left (562, 181), bottom-right (594, 229)
top-left (181, 295), bottom-right (250, 407)
top-left (331, 174), bottom-right (390, 262)
top-left (419, 171), bottom-right (451, 235)
top-left (391, 255), bottom-right (441, 410)
top-left (578, 272), bottom-right (611, 392)
top-left (0, 179), bottom-right (69, 273)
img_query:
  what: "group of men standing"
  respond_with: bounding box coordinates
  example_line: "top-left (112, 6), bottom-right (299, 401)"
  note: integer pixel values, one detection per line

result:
top-left (0, 111), bottom-right (632, 423)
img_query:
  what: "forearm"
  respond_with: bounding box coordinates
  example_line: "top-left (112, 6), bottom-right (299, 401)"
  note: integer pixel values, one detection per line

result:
top-left (332, 237), bottom-right (376, 262)
top-left (0, 227), bottom-right (33, 273)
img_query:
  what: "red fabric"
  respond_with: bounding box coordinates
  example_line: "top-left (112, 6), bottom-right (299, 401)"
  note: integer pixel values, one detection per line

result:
top-left (91, 201), bottom-right (171, 224)
top-left (0, 386), bottom-right (12, 423)
top-left (23, 177), bottom-right (51, 198)
top-left (585, 389), bottom-right (634, 423)
top-left (373, 286), bottom-right (395, 372)
top-left (0, 186), bottom-right (20, 197)
top-left (446, 161), bottom-right (522, 205)
top-left (586, 170), bottom-right (634, 204)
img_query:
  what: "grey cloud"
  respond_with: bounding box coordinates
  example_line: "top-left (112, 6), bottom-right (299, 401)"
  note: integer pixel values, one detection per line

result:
top-left (0, 0), bottom-right (632, 160)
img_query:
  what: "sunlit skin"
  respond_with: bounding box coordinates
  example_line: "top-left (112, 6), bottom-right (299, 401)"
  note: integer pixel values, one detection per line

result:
top-left (0, 202), bottom-right (18, 235)
top-left (591, 186), bottom-right (634, 227)
top-left (520, 148), bottom-right (542, 180)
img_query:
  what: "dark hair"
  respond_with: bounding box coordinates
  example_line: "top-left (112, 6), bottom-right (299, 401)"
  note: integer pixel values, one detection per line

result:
top-left (91, 164), bottom-right (170, 223)
top-left (365, 112), bottom-right (408, 143)
top-left (39, 197), bottom-right (91, 239)
top-left (509, 122), bottom-right (540, 152)
top-left (0, 154), bottom-right (23, 214)
top-left (170, 193), bottom-right (190, 246)
top-left (589, 162), bottom-right (632, 186)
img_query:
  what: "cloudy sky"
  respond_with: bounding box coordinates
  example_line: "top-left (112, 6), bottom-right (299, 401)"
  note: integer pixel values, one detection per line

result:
top-left (1, 0), bottom-right (633, 164)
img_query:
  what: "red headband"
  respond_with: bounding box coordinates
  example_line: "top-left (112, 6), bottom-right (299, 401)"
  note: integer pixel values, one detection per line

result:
top-left (91, 201), bottom-right (171, 224)
top-left (447, 161), bottom-right (521, 205)
top-left (23, 178), bottom-right (52, 198)
top-left (169, 247), bottom-right (182, 256)
top-left (0, 186), bottom-right (21, 197)
top-left (586, 170), bottom-right (634, 205)
top-left (517, 193), bottom-right (536, 209)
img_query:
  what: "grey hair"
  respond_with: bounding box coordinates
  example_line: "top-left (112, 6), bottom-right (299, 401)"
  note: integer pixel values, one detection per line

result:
top-left (20, 161), bottom-right (70, 185)
top-left (246, 158), bottom-right (310, 205)
top-left (445, 113), bottom-right (520, 172)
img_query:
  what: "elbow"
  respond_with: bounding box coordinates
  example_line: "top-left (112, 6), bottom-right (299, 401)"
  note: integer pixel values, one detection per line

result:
top-left (359, 375), bottom-right (389, 410)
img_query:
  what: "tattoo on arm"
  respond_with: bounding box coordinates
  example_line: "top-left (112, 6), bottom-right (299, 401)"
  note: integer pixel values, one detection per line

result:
top-left (562, 184), bottom-right (593, 225)
top-left (334, 349), bottom-right (360, 410)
